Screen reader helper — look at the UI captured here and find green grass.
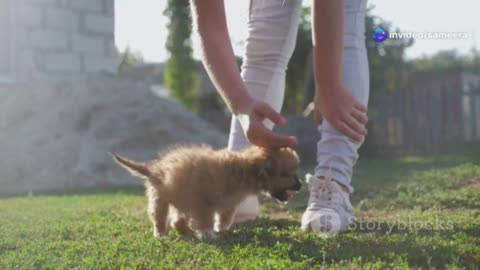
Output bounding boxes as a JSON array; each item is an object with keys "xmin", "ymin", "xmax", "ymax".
[{"xmin": 1, "ymin": 153, "xmax": 480, "ymax": 269}]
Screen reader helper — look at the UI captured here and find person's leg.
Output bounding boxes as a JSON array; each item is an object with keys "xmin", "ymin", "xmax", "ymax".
[
  {"xmin": 315, "ymin": 0, "xmax": 370, "ymax": 192},
  {"xmin": 302, "ymin": 0, "xmax": 370, "ymax": 234},
  {"xmin": 228, "ymin": 0, "xmax": 303, "ymax": 223}
]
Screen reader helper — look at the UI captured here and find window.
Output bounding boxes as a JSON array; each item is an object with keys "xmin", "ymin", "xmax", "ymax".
[{"xmin": 0, "ymin": 0, "xmax": 15, "ymax": 82}]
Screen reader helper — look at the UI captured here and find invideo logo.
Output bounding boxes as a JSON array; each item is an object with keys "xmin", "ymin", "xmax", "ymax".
[
  {"xmin": 372, "ymin": 27, "xmax": 471, "ymax": 43},
  {"xmin": 372, "ymin": 27, "xmax": 388, "ymax": 43}
]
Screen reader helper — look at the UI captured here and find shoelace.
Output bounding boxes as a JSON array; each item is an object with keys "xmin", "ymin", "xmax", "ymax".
[{"xmin": 306, "ymin": 175, "xmax": 343, "ymax": 210}]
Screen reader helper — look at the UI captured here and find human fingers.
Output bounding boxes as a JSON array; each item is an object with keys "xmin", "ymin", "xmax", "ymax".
[
  {"xmin": 247, "ymin": 124, "xmax": 297, "ymax": 149},
  {"xmin": 351, "ymin": 109, "xmax": 368, "ymax": 125},
  {"xmin": 354, "ymin": 102, "xmax": 367, "ymax": 113},
  {"xmin": 343, "ymin": 113, "xmax": 367, "ymax": 137},
  {"xmin": 334, "ymin": 120, "xmax": 364, "ymax": 143},
  {"xmin": 257, "ymin": 102, "xmax": 287, "ymax": 126}
]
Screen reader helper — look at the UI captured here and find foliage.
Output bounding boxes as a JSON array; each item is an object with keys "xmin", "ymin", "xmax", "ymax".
[
  {"xmin": 284, "ymin": 8, "xmax": 415, "ymax": 114},
  {"xmin": 117, "ymin": 47, "xmax": 144, "ymax": 73},
  {"xmin": 365, "ymin": 12, "xmax": 414, "ymax": 105},
  {"xmin": 284, "ymin": 7, "xmax": 312, "ymax": 113},
  {"xmin": 409, "ymin": 49, "xmax": 480, "ymax": 74},
  {"xmin": 1, "ymin": 154, "xmax": 479, "ymax": 269},
  {"xmin": 164, "ymin": 0, "xmax": 199, "ymax": 112}
]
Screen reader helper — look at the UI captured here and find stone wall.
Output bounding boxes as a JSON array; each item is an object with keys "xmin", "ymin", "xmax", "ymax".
[{"xmin": 10, "ymin": 0, "xmax": 118, "ymax": 81}]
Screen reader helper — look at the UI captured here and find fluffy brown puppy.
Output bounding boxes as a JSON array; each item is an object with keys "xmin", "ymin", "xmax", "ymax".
[{"xmin": 112, "ymin": 145, "xmax": 301, "ymax": 239}]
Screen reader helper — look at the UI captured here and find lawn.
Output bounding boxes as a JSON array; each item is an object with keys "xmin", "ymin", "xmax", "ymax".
[{"xmin": 1, "ymin": 152, "xmax": 479, "ymax": 269}]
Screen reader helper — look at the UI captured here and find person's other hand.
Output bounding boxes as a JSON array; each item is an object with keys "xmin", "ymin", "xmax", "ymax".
[
  {"xmin": 315, "ymin": 84, "xmax": 368, "ymax": 142},
  {"xmin": 237, "ymin": 100, "xmax": 297, "ymax": 149}
]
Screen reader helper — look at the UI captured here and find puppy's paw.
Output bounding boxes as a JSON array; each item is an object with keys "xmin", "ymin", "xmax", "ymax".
[
  {"xmin": 195, "ymin": 230, "xmax": 218, "ymax": 241},
  {"xmin": 214, "ymin": 222, "xmax": 232, "ymax": 233},
  {"xmin": 153, "ymin": 229, "xmax": 167, "ymax": 238},
  {"xmin": 171, "ymin": 219, "xmax": 191, "ymax": 235}
]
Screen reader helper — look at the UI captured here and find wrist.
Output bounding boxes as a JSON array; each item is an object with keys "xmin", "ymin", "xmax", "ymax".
[
  {"xmin": 231, "ymin": 93, "xmax": 254, "ymax": 116},
  {"xmin": 315, "ymin": 81, "xmax": 343, "ymax": 97},
  {"xmin": 231, "ymin": 96, "xmax": 253, "ymax": 115}
]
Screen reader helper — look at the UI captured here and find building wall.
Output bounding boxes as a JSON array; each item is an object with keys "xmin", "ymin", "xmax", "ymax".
[
  {"xmin": 0, "ymin": 0, "xmax": 14, "ymax": 82},
  {"xmin": 5, "ymin": 0, "xmax": 118, "ymax": 82}
]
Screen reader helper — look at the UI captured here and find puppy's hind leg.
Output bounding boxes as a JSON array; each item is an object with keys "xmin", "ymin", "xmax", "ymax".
[{"xmin": 147, "ymin": 196, "xmax": 169, "ymax": 238}]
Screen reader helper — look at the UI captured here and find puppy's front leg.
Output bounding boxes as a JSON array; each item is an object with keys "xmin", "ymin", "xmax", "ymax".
[
  {"xmin": 148, "ymin": 198, "xmax": 169, "ymax": 238},
  {"xmin": 215, "ymin": 208, "xmax": 236, "ymax": 232},
  {"xmin": 190, "ymin": 211, "xmax": 216, "ymax": 241},
  {"xmin": 167, "ymin": 205, "xmax": 190, "ymax": 235}
]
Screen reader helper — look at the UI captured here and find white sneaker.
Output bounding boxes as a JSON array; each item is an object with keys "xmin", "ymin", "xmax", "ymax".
[
  {"xmin": 233, "ymin": 195, "xmax": 260, "ymax": 224},
  {"xmin": 301, "ymin": 173, "xmax": 354, "ymax": 237}
]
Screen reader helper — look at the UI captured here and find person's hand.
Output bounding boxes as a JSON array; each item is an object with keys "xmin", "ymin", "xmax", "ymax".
[
  {"xmin": 237, "ymin": 100, "xmax": 297, "ymax": 149},
  {"xmin": 314, "ymin": 84, "xmax": 368, "ymax": 142}
]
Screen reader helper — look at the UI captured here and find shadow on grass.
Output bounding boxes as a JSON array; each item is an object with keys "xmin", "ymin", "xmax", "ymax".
[
  {"xmin": 208, "ymin": 218, "xmax": 479, "ymax": 268},
  {"xmin": 352, "ymin": 153, "xmax": 480, "ymax": 206},
  {"xmin": 0, "ymin": 185, "xmax": 145, "ymax": 199}
]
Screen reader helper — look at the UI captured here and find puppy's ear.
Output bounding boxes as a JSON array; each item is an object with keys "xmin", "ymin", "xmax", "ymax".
[{"xmin": 111, "ymin": 153, "xmax": 151, "ymax": 180}]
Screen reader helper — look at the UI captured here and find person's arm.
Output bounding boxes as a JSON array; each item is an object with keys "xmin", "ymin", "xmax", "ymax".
[
  {"xmin": 190, "ymin": 0, "xmax": 296, "ymax": 149},
  {"xmin": 312, "ymin": 0, "xmax": 368, "ymax": 142}
]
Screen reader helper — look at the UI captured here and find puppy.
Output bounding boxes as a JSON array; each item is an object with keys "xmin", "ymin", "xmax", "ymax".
[{"xmin": 112, "ymin": 145, "xmax": 301, "ymax": 239}]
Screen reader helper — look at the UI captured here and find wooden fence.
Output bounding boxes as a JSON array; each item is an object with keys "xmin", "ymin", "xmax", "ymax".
[{"xmin": 370, "ymin": 85, "xmax": 480, "ymax": 155}]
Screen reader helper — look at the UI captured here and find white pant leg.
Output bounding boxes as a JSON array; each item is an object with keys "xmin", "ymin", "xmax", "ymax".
[
  {"xmin": 314, "ymin": 0, "xmax": 370, "ymax": 193},
  {"xmin": 227, "ymin": 0, "xmax": 303, "ymax": 151}
]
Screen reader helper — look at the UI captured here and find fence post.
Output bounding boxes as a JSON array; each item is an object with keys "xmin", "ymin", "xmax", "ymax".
[
  {"xmin": 433, "ymin": 87, "xmax": 443, "ymax": 154},
  {"xmin": 470, "ymin": 85, "xmax": 479, "ymax": 141}
]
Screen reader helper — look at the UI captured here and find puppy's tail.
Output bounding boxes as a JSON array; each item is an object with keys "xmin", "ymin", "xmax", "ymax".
[{"xmin": 110, "ymin": 152, "xmax": 151, "ymax": 179}]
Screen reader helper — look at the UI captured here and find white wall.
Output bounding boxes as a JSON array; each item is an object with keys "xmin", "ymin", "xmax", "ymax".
[
  {"xmin": 1, "ymin": 0, "xmax": 118, "ymax": 82},
  {"xmin": 0, "ymin": 0, "xmax": 15, "ymax": 82}
]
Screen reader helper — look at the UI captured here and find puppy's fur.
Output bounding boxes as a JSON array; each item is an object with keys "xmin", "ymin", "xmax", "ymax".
[{"xmin": 112, "ymin": 145, "xmax": 300, "ymax": 239}]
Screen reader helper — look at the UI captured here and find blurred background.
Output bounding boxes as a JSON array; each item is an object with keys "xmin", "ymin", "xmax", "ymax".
[
  {"xmin": 0, "ymin": 0, "xmax": 479, "ymax": 196},
  {"xmin": 114, "ymin": 0, "xmax": 480, "ymax": 159}
]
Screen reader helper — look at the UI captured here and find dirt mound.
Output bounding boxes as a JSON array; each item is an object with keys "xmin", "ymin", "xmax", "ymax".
[{"xmin": 0, "ymin": 75, "xmax": 227, "ymax": 196}]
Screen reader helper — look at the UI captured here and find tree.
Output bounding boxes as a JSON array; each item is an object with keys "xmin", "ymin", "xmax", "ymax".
[
  {"xmin": 358, "ymin": 11, "xmax": 414, "ymax": 157},
  {"xmin": 410, "ymin": 49, "xmax": 480, "ymax": 74},
  {"xmin": 472, "ymin": 47, "xmax": 480, "ymax": 70},
  {"xmin": 297, "ymin": 7, "xmax": 414, "ymax": 115},
  {"xmin": 365, "ymin": 12, "xmax": 414, "ymax": 105},
  {"xmin": 164, "ymin": 0, "xmax": 199, "ymax": 112},
  {"xmin": 117, "ymin": 46, "xmax": 144, "ymax": 73},
  {"xmin": 284, "ymin": 7, "xmax": 312, "ymax": 113}
]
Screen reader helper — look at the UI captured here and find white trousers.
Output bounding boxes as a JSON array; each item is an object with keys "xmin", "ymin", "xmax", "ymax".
[{"xmin": 228, "ymin": 0, "xmax": 370, "ymax": 193}]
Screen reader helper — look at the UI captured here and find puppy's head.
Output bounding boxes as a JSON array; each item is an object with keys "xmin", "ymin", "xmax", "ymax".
[{"xmin": 248, "ymin": 147, "xmax": 301, "ymax": 203}]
